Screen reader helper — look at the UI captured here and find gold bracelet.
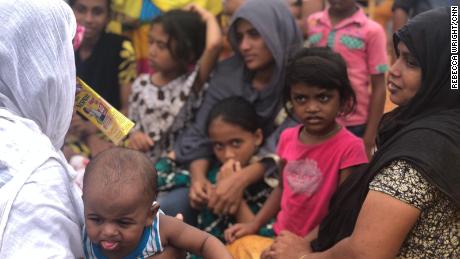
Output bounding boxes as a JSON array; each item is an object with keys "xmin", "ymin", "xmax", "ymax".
[{"xmin": 299, "ymin": 254, "xmax": 308, "ymax": 259}]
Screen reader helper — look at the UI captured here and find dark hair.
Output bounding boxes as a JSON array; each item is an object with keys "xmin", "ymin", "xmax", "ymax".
[
  {"xmin": 206, "ymin": 96, "xmax": 261, "ymax": 134},
  {"xmin": 69, "ymin": 0, "xmax": 111, "ymax": 11},
  {"xmin": 83, "ymin": 147, "xmax": 157, "ymax": 205},
  {"xmin": 284, "ymin": 47, "xmax": 356, "ymax": 116},
  {"xmin": 151, "ymin": 9, "xmax": 206, "ymax": 67}
]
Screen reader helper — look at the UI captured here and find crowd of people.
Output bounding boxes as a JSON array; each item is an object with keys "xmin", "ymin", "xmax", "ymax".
[{"xmin": 0, "ymin": 0, "xmax": 458, "ymax": 258}]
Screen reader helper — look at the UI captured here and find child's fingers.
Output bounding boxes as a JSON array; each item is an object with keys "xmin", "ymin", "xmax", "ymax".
[
  {"xmin": 175, "ymin": 213, "xmax": 184, "ymax": 221},
  {"xmin": 234, "ymin": 161, "xmax": 242, "ymax": 172},
  {"xmin": 224, "ymin": 225, "xmax": 239, "ymax": 243}
]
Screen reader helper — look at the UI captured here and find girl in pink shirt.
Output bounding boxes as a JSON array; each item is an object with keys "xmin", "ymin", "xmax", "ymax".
[{"xmin": 225, "ymin": 47, "xmax": 368, "ymax": 243}]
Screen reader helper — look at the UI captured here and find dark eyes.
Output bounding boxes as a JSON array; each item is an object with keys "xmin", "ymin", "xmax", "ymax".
[
  {"xmin": 406, "ymin": 57, "xmax": 419, "ymax": 68},
  {"xmin": 213, "ymin": 143, "xmax": 224, "ymax": 150},
  {"xmin": 294, "ymin": 95, "xmax": 306, "ymax": 103},
  {"xmin": 213, "ymin": 140, "xmax": 242, "ymax": 150},
  {"xmin": 235, "ymin": 29, "xmax": 260, "ymax": 42},
  {"xmin": 292, "ymin": 94, "xmax": 330, "ymax": 103},
  {"xmin": 230, "ymin": 140, "xmax": 242, "ymax": 147},
  {"xmin": 117, "ymin": 220, "xmax": 132, "ymax": 226},
  {"xmin": 318, "ymin": 94, "xmax": 330, "ymax": 102},
  {"xmin": 88, "ymin": 216, "xmax": 103, "ymax": 225}
]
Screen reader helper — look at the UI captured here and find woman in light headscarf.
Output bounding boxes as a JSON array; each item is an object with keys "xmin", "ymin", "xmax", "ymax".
[
  {"xmin": 0, "ymin": 2, "xmax": 186, "ymax": 257},
  {"xmin": 0, "ymin": 1, "xmax": 188, "ymax": 257},
  {"xmin": 0, "ymin": 0, "xmax": 84, "ymax": 257}
]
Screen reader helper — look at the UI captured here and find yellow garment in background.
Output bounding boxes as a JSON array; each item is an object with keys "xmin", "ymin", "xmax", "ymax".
[
  {"xmin": 226, "ymin": 235, "xmax": 273, "ymax": 259},
  {"xmin": 153, "ymin": 0, "xmax": 222, "ymax": 15},
  {"xmin": 107, "ymin": 0, "xmax": 223, "ymax": 73}
]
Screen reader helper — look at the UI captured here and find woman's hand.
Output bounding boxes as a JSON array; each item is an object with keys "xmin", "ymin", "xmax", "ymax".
[
  {"xmin": 224, "ymin": 221, "xmax": 259, "ymax": 243},
  {"xmin": 127, "ymin": 130, "xmax": 154, "ymax": 151},
  {"xmin": 262, "ymin": 231, "xmax": 312, "ymax": 259}
]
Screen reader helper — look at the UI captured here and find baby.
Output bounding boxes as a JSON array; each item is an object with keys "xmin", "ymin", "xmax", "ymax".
[{"xmin": 82, "ymin": 147, "xmax": 231, "ymax": 258}]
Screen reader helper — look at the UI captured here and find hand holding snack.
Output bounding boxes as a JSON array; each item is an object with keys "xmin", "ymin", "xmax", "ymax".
[{"xmin": 75, "ymin": 78, "xmax": 134, "ymax": 145}]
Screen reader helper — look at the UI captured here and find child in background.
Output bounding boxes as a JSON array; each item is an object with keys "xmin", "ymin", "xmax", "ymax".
[
  {"xmin": 198, "ymin": 97, "xmax": 275, "ymax": 240},
  {"xmin": 225, "ymin": 48, "xmax": 368, "ymax": 244},
  {"xmin": 82, "ymin": 147, "xmax": 231, "ymax": 259},
  {"xmin": 127, "ymin": 5, "xmax": 222, "ymax": 163},
  {"xmin": 306, "ymin": 0, "xmax": 388, "ymax": 157}
]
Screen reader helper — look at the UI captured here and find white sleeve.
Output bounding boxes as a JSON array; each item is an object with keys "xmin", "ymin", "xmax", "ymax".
[{"xmin": 1, "ymin": 159, "xmax": 84, "ymax": 258}]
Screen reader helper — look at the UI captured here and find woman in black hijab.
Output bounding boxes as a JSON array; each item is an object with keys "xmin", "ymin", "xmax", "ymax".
[{"xmin": 262, "ymin": 6, "xmax": 460, "ymax": 259}]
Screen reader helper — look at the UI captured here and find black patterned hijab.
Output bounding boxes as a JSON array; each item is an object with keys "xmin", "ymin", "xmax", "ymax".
[{"xmin": 312, "ymin": 7, "xmax": 460, "ymax": 251}]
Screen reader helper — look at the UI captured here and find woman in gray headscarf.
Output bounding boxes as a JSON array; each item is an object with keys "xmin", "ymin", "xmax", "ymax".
[
  {"xmin": 162, "ymin": 0, "xmax": 302, "ymax": 222},
  {"xmin": 0, "ymin": 0, "xmax": 84, "ymax": 257}
]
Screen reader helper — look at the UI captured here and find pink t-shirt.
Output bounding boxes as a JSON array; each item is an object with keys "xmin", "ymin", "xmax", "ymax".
[
  {"xmin": 306, "ymin": 7, "xmax": 388, "ymax": 126},
  {"xmin": 273, "ymin": 125, "xmax": 368, "ymax": 236}
]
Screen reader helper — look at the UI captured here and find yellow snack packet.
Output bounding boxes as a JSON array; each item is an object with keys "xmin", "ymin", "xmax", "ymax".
[{"xmin": 75, "ymin": 77, "xmax": 134, "ymax": 145}]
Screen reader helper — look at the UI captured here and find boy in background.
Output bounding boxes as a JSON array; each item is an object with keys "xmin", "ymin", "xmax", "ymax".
[{"xmin": 306, "ymin": 0, "xmax": 388, "ymax": 158}]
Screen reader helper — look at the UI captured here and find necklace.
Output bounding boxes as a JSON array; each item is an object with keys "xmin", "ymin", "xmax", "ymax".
[{"xmin": 301, "ymin": 124, "xmax": 342, "ymax": 142}]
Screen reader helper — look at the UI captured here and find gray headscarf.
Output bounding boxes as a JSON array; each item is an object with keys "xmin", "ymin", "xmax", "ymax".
[
  {"xmin": 0, "ymin": 0, "xmax": 76, "ymax": 149},
  {"xmin": 174, "ymin": 0, "xmax": 302, "ymax": 162}
]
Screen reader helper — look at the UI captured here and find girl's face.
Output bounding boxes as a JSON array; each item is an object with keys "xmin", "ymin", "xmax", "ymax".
[
  {"xmin": 72, "ymin": 0, "xmax": 109, "ymax": 41},
  {"xmin": 290, "ymin": 83, "xmax": 341, "ymax": 136},
  {"xmin": 84, "ymin": 184, "xmax": 155, "ymax": 258},
  {"xmin": 235, "ymin": 19, "xmax": 274, "ymax": 72},
  {"xmin": 388, "ymin": 42, "xmax": 422, "ymax": 106},
  {"xmin": 148, "ymin": 24, "xmax": 183, "ymax": 74},
  {"xmin": 208, "ymin": 117, "xmax": 263, "ymax": 167}
]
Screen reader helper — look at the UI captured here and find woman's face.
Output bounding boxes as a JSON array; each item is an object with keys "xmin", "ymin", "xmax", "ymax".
[
  {"xmin": 235, "ymin": 19, "xmax": 274, "ymax": 72},
  {"xmin": 388, "ymin": 42, "xmax": 422, "ymax": 106},
  {"xmin": 72, "ymin": 0, "xmax": 110, "ymax": 41}
]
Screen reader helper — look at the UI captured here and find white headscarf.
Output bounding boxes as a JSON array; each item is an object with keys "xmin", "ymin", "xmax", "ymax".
[
  {"xmin": 0, "ymin": 1, "xmax": 83, "ymax": 255},
  {"xmin": 0, "ymin": 0, "xmax": 76, "ymax": 149}
]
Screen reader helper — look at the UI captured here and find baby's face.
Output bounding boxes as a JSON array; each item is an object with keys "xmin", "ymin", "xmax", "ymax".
[{"xmin": 83, "ymin": 185, "xmax": 153, "ymax": 258}]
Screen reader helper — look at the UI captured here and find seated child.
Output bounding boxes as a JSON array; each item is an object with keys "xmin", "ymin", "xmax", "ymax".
[
  {"xmin": 81, "ymin": 147, "xmax": 232, "ymax": 259},
  {"xmin": 128, "ymin": 5, "xmax": 222, "ymax": 162},
  {"xmin": 198, "ymin": 97, "xmax": 276, "ymax": 240},
  {"xmin": 224, "ymin": 47, "xmax": 369, "ymax": 245}
]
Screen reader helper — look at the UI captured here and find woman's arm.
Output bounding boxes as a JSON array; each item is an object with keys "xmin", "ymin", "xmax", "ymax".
[
  {"xmin": 312, "ymin": 191, "xmax": 420, "ymax": 258},
  {"xmin": 208, "ymin": 160, "xmax": 267, "ymax": 215},
  {"xmin": 268, "ymin": 190, "xmax": 421, "ymax": 259}
]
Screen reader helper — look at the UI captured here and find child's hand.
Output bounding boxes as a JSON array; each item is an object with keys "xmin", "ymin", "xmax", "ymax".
[
  {"xmin": 189, "ymin": 178, "xmax": 212, "ymax": 209},
  {"xmin": 217, "ymin": 159, "xmax": 241, "ymax": 182},
  {"xmin": 224, "ymin": 221, "xmax": 259, "ymax": 243},
  {"xmin": 127, "ymin": 131, "xmax": 154, "ymax": 151}
]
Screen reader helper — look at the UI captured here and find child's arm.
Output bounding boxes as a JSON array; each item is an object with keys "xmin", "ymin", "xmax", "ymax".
[
  {"xmin": 363, "ymin": 74, "xmax": 386, "ymax": 158},
  {"xmin": 159, "ymin": 215, "xmax": 232, "ymax": 259},
  {"xmin": 189, "ymin": 158, "xmax": 213, "ymax": 209},
  {"xmin": 186, "ymin": 4, "xmax": 222, "ymax": 91},
  {"xmin": 224, "ymin": 185, "xmax": 282, "ymax": 243},
  {"xmin": 235, "ymin": 200, "xmax": 256, "ymax": 223}
]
